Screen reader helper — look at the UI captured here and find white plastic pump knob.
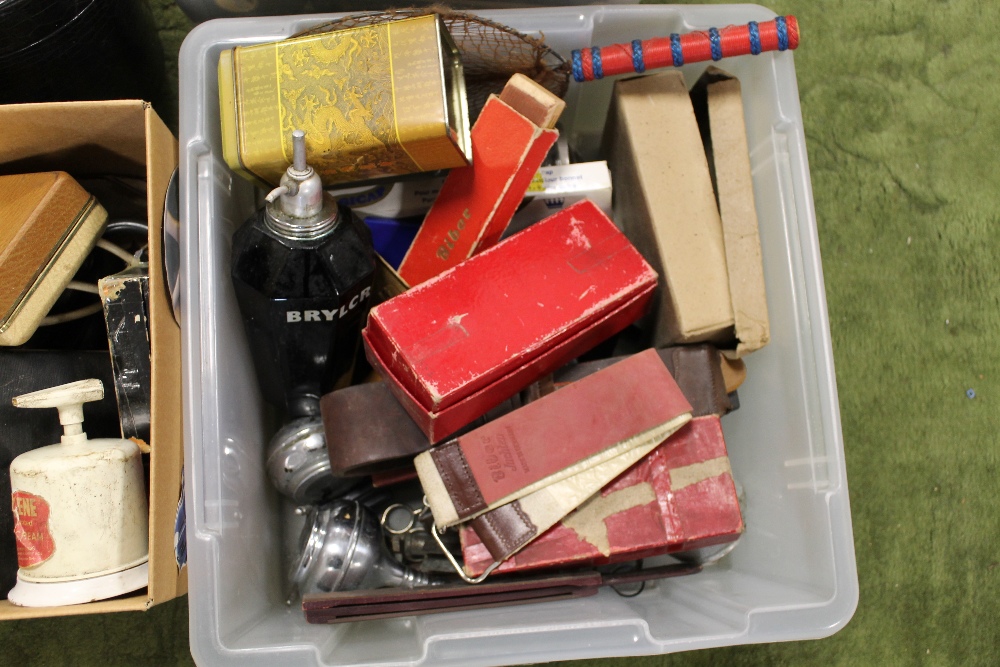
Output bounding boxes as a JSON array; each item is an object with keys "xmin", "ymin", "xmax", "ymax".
[{"xmin": 12, "ymin": 379, "xmax": 104, "ymax": 445}]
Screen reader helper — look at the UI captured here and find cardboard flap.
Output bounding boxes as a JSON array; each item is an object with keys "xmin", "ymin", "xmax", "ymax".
[
  {"xmin": 0, "ymin": 101, "xmax": 148, "ymax": 179},
  {"xmin": 144, "ymin": 107, "xmax": 186, "ymax": 602}
]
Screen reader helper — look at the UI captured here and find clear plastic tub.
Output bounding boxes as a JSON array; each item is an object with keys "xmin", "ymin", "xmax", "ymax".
[{"xmin": 179, "ymin": 5, "xmax": 858, "ymax": 666}]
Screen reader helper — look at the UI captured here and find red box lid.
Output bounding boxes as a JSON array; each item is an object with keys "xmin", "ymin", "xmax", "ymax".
[{"xmin": 365, "ymin": 199, "xmax": 657, "ymax": 414}]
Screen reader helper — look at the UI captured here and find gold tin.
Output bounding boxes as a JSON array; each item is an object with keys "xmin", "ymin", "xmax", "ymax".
[{"xmin": 219, "ymin": 15, "xmax": 471, "ymax": 188}]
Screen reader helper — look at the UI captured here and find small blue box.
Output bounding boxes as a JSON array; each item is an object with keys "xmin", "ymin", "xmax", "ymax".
[{"xmin": 362, "ymin": 215, "xmax": 422, "ymax": 269}]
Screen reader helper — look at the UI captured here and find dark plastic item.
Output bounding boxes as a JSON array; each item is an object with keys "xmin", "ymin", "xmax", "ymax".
[{"xmin": 0, "ymin": 0, "xmax": 166, "ymax": 108}]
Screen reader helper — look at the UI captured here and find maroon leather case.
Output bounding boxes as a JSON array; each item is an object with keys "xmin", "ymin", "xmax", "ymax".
[{"xmin": 302, "ymin": 563, "xmax": 700, "ymax": 624}]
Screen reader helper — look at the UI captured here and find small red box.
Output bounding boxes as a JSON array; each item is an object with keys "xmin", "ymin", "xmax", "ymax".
[
  {"xmin": 460, "ymin": 415, "xmax": 744, "ymax": 576},
  {"xmin": 398, "ymin": 95, "xmax": 559, "ymax": 286},
  {"xmin": 364, "ymin": 199, "xmax": 657, "ymax": 442}
]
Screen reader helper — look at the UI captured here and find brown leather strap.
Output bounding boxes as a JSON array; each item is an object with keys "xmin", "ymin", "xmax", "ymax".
[
  {"xmin": 469, "ymin": 500, "xmax": 538, "ymax": 562},
  {"xmin": 302, "ymin": 570, "xmax": 602, "ymax": 624},
  {"xmin": 663, "ymin": 345, "xmax": 732, "ymax": 417},
  {"xmin": 322, "ymin": 382, "xmax": 525, "ymax": 477},
  {"xmin": 321, "ymin": 382, "xmax": 432, "ymax": 477},
  {"xmin": 431, "ymin": 440, "xmax": 488, "ymax": 518}
]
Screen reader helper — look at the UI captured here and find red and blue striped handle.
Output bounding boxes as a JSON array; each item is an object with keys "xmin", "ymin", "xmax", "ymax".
[{"xmin": 571, "ymin": 16, "xmax": 799, "ymax": 83}]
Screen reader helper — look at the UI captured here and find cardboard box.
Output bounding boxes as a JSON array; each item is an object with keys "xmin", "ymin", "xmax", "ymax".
[
  {"xmin": 461, "ymin": 415, "xmax": 743, "ymax": 576},
  {"xmin": 364, "ymin": 199, "xmax": 657, "ymax": 442},
  {"xmin": 398, "ymin": 75, "xmax": 561, "ymax": 286},
  {"xmin": 553, "ymin": 345, "xmax": 735, "ymax": 418},
  {"xmin": 416, "ymin": 349, "xmax": 692, "ymax": 531},
  {"xmin": 0, "ymin": 100, "xmax": 185, "ymax": 618},
  {"xmin": 603, "ymin": 71, "xmax": 735, "ymax": 346},
  {"xmin": 503, "ymin": 161, "xmax": 614, "ymax": 239},
  {"xmin": 361, "ymin": 215, "xmax": 422, "ymax": 269},
  {"xmin": 331, "ymin": 176, "xmax": 446, "ymax": 220},
  {"xmin": 692, "ymin": 67, "xmax": 770, "ymax": 356}
]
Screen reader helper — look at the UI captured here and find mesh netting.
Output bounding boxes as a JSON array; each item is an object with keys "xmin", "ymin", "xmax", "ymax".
[{"xmin": 294, "ymin": 7, "xmax": 570, "ymax": 122}]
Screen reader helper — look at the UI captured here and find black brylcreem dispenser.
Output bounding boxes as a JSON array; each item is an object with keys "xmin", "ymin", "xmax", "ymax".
[{"xmin": 232, "ymin": 131, "xmax": 375, "ymax": 501}]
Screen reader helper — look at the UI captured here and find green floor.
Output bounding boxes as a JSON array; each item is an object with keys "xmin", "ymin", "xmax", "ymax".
[{"xmin": 3, "ymin": 0, "xmax": 1000, "ymax": 664}]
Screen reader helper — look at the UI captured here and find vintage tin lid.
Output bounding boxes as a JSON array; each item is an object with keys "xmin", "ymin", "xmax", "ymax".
[{"xmin": 218, "ymin": 14, "xmax": 471, "ymax": 189}]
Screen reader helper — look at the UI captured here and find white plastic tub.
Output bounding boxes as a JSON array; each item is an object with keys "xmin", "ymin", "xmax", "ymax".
[{"xmin": 179, "ymin": 5, "xmax": 858, "ymax": 666}]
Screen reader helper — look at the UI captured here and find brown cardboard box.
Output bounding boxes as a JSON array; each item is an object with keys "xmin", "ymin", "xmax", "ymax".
[
  {"xmin": 603, "ymin": 69, "xmax": 769, "ymax": 356},
  {"xmin": 0, "ymin": 100, "xmax": 185, "ymax": 618},
  {"xmin": 603, "ymin": 71, "xmax": 734, "ymax": 347},
  {"xmin": 693, "ymin": 67, "xmax": 770, "ymax": 357}
]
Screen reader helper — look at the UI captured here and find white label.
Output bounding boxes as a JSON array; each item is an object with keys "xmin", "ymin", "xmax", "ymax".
[{"xmin": 285, "ymin": 287, "xmax": 372, "ymax": 323}]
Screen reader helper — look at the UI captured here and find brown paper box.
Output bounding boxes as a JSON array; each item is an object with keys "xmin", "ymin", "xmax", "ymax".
[
  {"xmin": 0, "ymin": 101, "xmax": 185, "ymax": 619},
  {"xmin": 692, "ymin": 67, "xmax": 770, "ymax": 357},
  {"xmin": 603, "ymin": 71, "xmax": 734, "ymax": 346}
]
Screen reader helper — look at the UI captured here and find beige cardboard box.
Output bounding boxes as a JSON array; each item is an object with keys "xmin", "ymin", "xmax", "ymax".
[
  {"xmin": 603, "ymin": 70, "xmax": 769, "ymax": 356},
  {"xmin": 693, "ymin": 67, "xmax": 770, "ymax": 357},
  {"xmin": 603, "ymin": 71, "xmax": 735, "ymax": 347},
  {"xmin": 0, "ymin": 101, "xmax": 185, "ymax": 618}
]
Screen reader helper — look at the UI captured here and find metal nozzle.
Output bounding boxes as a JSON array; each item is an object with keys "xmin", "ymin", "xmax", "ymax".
[
  {"xmin": 264, "ymin": 130, "xmax": 339, "ymax": 238},
  {"xmin": 292, "ymin": 130, "xmax": 308, "ymax": 173}
]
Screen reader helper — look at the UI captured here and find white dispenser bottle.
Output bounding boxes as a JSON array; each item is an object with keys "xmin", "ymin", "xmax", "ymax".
[{"xmin": 7, "ymin": 379, "xmax": 149, "ymax": 607}]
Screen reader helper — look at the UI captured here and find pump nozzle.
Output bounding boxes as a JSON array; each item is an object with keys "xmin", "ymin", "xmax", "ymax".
[
  {"xmin": 264, "ymin": 130, "xmax": 339, "ymax": 239},
  {"xmin": 272, "ymin": 130, "xmax": 323, "ymax": 220},
  {"xmin": 291, "ymin": 130, "xmax": 308, "ymax": 173},
  {"xmin": 12, "ymin": 379, "xmax": 103, "ymax": 445}
]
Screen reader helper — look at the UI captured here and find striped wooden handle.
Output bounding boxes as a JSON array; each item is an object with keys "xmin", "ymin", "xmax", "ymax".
[{"xmin": 571, "ymin": 16, "xmax": 799, "ymax": 82}]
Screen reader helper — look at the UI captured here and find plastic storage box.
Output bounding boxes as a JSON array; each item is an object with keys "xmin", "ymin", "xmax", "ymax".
[{"xmin": 179, "ymin": 5, "xmax": 858, "ymax": 666}]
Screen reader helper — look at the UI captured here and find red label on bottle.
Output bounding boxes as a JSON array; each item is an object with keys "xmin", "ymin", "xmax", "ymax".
[{"xmin": 11, "ymin": 491, "xmax": 55, "ymax": 568}]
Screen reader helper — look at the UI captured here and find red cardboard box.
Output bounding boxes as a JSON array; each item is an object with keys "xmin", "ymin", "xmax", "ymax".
[
  {"xmin": 364, "ymin": 199, "xmax": 657, "ymax": 442},
  {"xmin": 398, "ymin": 81, "xmax": 560, "ymax": 286},
  {"xmin": 460, "ymin": 415, "xmax": 743, "ymax": 576},
  {"xmin": 416, "ymin": 349, "xmax": 692, "ymax": 530}
]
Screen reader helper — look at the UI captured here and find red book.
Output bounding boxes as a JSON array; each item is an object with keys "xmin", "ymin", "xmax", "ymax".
[
  {"xmin": 460, "ymin": 416, "xmax": 744, "ymax": 576},
  {"xmin": 398, "ymin": 92, "xmax": 559, "ymax": 286},
  {"xmin": 364, "ymin": 199, "xmax": 657, "ymax": 442}
]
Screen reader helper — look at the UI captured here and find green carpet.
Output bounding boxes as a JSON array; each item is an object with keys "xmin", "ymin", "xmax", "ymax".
[{"xmin": 3, "ymin": 0, "xmax": 1000, "ymax": 664}]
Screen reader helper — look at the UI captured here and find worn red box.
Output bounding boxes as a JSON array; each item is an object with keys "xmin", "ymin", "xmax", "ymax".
[
  {"xmin": 363, "ymin": 199, "xmax": 657, "ymax": 442},
  {"xmin": 460, "ymin": 415, "xmax": 743, "ymax": 576},
  {"xmin": 416, "ymin": 348, "xmax": 693, "ymax": 530},
  {"xmin": 398, "ymin": 94, "xmax": 559, "ymax": 286}
]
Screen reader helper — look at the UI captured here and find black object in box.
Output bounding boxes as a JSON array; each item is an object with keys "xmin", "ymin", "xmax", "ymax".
[{"xmin": 99, "ymin": 265, "xmax": 151, "ymax": 445}]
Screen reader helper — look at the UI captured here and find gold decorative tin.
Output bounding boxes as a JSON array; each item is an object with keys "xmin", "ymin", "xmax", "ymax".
[{"xmin": 219, "ymin": 15, "xmax": 471, "ymax": 188}]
